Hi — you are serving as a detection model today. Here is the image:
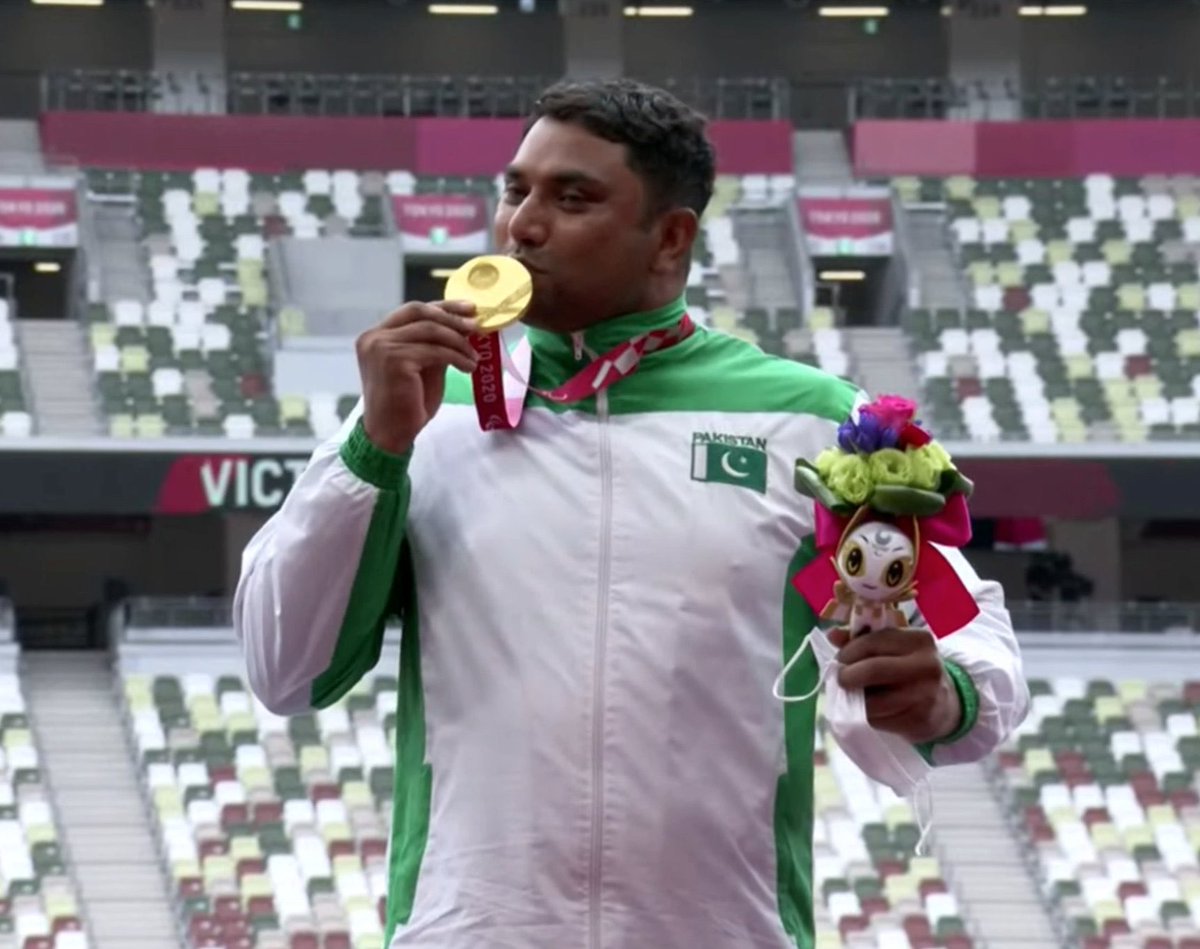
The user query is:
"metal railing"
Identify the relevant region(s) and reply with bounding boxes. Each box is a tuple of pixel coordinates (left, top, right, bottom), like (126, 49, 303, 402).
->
(37, 69, 792, 122)
(119, 595, 1200, 635)
(853, 74, 1200, 122)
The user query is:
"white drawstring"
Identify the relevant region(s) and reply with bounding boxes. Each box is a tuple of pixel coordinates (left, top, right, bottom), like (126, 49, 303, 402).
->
(772, 630, 832, 704)
(912, 775, 935, 857)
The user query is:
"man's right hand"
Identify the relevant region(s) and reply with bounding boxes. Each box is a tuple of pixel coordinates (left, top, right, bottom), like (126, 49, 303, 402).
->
(355, 300, 479, 455)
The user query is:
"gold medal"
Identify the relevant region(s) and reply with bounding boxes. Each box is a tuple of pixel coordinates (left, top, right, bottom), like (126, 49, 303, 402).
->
(444, 255, 533, 333)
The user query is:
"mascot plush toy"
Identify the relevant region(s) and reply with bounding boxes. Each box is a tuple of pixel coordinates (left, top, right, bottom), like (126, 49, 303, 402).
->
(791, 395, 979, 642)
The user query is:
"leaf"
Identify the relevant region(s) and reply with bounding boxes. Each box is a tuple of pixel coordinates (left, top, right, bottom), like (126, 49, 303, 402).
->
(937, 467, 974, 498)
(868, 484, 948, 517)
(794, 463, 856, 515)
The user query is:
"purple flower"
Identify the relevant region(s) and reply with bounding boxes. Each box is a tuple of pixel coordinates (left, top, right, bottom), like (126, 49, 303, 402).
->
(837, 420, 858, 454)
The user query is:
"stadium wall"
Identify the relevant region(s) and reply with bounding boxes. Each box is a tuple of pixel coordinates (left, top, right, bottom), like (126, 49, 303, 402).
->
(37, 112, 794, 175)
(853, 119, 1200, 178)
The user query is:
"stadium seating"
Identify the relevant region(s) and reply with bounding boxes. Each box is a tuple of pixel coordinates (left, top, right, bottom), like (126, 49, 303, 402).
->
(0, 297, 33, 438)
(79, 168, 821, 439)
(813, 721, 978, 949)
(0, 673, 88, 949)
(992, 676, 1200, 949)
(896, 174, 1200, 443)
(122, 670, 395, 949)
(120, 667, 973, 949)
(84, 167, 391, 439)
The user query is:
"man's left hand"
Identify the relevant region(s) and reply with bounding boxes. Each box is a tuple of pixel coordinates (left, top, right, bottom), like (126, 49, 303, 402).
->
(827, 627, 962, 745)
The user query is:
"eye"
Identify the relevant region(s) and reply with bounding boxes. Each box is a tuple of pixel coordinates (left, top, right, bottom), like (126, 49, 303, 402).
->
(559, 192, 586, 210)
(885, 559, 907, 588)
(843, 543, 863, 577)
(502, 184, 526, 205)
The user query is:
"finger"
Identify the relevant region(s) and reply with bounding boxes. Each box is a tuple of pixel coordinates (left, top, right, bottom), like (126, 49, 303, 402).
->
(379, 301, 478, 334)
(391, 342, 478, 376)
(380, 322, 480, 364)
(837, 627, 933, 666)
(827, 628, 850, 649)
(864, 685, 934, 722)
(837, 654, 930, 692)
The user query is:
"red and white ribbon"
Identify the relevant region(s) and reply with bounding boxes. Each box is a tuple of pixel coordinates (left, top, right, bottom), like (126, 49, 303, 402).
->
(469, 315, 695, 431)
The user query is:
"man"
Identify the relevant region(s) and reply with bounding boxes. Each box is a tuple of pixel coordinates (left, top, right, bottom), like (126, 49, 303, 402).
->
(234, 79, 1029, 948)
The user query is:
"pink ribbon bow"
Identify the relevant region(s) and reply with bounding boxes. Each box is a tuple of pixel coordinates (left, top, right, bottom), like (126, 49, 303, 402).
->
(792, 493, 980, 638)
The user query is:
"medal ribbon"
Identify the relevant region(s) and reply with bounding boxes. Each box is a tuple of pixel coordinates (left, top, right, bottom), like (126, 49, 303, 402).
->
(468, 314, 695, 431)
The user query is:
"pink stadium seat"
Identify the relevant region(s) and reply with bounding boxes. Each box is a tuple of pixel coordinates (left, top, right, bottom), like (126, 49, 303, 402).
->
(22, 939, 52, 949)
(253, 801, 283, 825)
(221, 803, 249, 827)
(290, 936, 319, 949)
(246, 896, 275, 918)
(323, 935, 352, 949)
(214, 895, 242, 919)
(838, 916, 869, 939)
(236, 857, 266, 880)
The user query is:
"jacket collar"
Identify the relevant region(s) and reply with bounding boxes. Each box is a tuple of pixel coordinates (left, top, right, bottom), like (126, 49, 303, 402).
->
(525, 295, 688, 364)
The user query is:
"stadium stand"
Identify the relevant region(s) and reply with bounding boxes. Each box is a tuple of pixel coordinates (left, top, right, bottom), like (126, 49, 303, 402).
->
(992, 675, 1200, 949)
(0, 281, 32, 438)
(0, 602, 88, 949)
(75, 167, 842, 440)
(121, 668, 394, 949)
(812, 727, 977, 949)
(117, 656, 976, 949)
(895, 174, 1200, 443)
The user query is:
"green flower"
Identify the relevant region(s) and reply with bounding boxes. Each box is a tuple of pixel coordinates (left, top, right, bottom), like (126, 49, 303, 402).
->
(906, 446, 941, 490)
(814, 448, 842, 481)
(868, 448, 912, 487)
(825, 453, 873, 504)
(924, 442, 954, 472)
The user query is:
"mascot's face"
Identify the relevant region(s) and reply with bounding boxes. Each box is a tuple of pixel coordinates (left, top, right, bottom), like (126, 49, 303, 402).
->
(835, 522, 916, 601)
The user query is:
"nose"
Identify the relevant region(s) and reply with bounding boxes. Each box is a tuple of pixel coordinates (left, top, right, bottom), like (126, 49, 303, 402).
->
(503, 193, 549, 250)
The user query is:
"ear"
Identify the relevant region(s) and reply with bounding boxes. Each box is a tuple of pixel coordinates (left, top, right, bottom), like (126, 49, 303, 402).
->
(652, 207, 699, 275)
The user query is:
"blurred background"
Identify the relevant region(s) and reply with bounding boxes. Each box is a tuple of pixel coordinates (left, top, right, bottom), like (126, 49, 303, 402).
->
(0, 1, 1198, 948)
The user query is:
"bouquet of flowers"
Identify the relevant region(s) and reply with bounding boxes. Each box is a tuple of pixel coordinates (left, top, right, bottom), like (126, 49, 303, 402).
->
(794, 395, 973, 519)
(791, 396, 979, 639)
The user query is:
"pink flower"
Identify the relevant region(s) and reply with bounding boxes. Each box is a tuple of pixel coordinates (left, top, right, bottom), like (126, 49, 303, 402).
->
(860, 395, 917, 431)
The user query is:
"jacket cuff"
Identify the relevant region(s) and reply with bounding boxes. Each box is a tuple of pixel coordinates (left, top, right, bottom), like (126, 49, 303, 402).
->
(915, 659, 980, 764)
(339, 420, 411, 490)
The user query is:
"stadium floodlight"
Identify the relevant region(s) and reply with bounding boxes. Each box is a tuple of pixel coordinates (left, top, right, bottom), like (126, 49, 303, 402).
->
(231, 0, 302, 9)
(817, 5, 890, 16)
(818, 270, 867, 281)
(30, 0, 104, 6)
(624, 5, 694, 14)
(1019, 4, 1086, 13)
(428, 3, 500, 12)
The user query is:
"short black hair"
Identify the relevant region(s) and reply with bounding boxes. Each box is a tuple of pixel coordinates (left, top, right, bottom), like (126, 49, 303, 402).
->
(526, 78, 716, 220)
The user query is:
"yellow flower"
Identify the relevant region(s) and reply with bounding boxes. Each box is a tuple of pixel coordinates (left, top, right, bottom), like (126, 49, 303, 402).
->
(924, 442, 954, 472)
(868, 448, 912, 487)
(814, 448, 842, 481)
(906, 446, 940, 490)
(825, 454, 873, 504)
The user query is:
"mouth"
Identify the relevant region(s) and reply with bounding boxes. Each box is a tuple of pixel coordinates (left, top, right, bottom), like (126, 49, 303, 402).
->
(510, 256, 546, 276)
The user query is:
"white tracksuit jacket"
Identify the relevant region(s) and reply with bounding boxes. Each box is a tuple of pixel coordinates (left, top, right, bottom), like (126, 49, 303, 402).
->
(234, 296, 1030, 948)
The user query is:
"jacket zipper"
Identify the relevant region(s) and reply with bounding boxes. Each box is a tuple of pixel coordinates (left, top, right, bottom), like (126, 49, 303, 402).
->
(587, 339, 613, 949)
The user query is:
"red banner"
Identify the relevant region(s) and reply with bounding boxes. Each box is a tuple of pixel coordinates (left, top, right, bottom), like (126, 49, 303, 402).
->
(854, 119, 1200, 179)
(392, 194, 489, 254)
(798, 196, 893, 255)
(40, 112, 794, 176)
(0, 188, 78, 247)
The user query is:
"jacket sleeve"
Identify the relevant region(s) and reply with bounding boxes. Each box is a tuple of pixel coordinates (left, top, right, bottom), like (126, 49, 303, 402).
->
(918, 544, 1032, 766)
(233, 401, 411, 715)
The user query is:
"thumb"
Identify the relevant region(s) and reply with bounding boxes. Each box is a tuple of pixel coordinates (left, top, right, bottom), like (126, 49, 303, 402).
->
(827, 627, 850, 649)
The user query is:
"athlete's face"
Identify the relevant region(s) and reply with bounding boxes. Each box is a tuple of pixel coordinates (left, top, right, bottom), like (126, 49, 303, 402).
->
(494, 117, 690, 334)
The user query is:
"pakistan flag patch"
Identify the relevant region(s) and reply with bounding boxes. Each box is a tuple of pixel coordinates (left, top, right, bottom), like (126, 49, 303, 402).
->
(690, 432, 768, 494)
